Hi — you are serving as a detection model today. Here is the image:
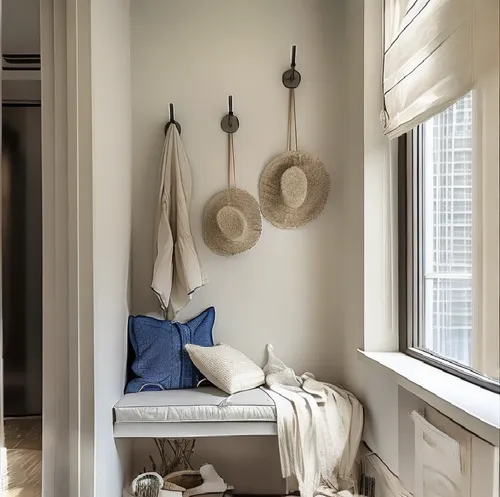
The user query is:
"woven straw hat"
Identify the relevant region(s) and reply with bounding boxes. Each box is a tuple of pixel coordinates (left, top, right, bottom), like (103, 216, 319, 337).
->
(203, 128, 262, 257)
(259, 89, 330, 229)
(260, 151, 329, 229)
(203, 187, 262, 256)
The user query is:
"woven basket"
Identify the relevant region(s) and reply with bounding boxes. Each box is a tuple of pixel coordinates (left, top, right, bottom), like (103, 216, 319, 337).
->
(164, 470, 203, 489)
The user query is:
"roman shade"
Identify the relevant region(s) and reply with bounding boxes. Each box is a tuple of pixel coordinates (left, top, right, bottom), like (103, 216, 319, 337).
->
(383, 0, 473, 138)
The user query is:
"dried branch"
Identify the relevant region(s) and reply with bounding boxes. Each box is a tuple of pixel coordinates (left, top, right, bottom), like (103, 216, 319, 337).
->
(148, 439, 197, 477)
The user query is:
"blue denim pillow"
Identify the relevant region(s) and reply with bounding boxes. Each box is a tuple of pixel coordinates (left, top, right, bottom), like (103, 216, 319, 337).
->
(125, 307, 215, 393)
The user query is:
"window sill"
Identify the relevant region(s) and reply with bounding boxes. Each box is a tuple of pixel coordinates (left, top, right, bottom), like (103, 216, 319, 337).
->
(357, 349, 500, 446)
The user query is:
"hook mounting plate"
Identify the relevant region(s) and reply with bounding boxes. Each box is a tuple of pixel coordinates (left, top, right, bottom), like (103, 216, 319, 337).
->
(283, 45, 301, 88)
(221, 95, 239, 133)
(221, 114, 239, 133)
(282, 68, 301, 89)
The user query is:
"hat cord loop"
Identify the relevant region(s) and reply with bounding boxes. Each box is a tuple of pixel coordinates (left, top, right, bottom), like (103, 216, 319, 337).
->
(228, 133, 236, 196)
(287, 89, 298, 152)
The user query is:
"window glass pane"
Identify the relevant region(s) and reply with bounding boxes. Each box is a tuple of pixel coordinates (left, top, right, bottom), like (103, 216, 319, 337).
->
(421, 93, 474, 369)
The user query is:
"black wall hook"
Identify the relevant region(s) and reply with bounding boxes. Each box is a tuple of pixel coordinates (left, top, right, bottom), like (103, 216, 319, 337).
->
(164, 103, 181, 135)
(282, 45, 301, 89)
(228, 95, 234, 115)
(221, 95, 240, 133)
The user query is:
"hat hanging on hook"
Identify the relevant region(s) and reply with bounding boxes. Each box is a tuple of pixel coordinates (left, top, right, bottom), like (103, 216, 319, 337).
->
(220, 95, 240, 133)
(259, 43, 330, 229)
(204, 93, 262, 256)
(164, 103, 181, 136)
(282, 45, 301, 89)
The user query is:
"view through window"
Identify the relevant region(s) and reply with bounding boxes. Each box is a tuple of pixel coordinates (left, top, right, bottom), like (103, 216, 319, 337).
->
(421, 93, 474, 369)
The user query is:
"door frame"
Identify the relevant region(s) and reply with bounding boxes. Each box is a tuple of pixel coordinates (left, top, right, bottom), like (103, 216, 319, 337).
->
(0, 0, 3, 453)
(41, 0, 95, 495)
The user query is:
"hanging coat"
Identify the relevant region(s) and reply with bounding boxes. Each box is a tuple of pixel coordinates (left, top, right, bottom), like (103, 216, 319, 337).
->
(152, 125, 206, 318)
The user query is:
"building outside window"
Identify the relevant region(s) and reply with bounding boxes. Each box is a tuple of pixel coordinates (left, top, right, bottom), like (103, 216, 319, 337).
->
(402, 92, 499, 389)
(422, 93, 474, 368)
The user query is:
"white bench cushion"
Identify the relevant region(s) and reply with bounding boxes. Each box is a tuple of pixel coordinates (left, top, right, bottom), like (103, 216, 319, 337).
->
(114, 386, 276, 424)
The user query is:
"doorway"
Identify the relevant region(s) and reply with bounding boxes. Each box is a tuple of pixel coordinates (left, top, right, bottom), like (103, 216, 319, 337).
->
(1, 1, 42, 495)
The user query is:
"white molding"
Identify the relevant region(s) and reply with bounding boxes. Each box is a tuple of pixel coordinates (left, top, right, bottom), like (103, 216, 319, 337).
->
(40, 0, 70, 493)
(66, 0, 95, 495)
(473, 0, 500, 380)
(113, 421, 278, 439)
(41, 0, 95, 495)
(0, 0, 4, 451)
(363, 0, 399, 353)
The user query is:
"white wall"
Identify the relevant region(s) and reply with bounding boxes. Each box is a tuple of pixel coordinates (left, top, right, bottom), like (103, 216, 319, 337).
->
(91, 0, 133, 495)
(130, 0, 345, 491)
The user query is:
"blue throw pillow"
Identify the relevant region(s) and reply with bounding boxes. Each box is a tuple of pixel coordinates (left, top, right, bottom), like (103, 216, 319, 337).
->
(125, 307, 215, 393)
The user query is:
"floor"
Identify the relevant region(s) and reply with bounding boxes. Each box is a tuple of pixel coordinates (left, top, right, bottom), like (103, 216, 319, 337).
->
(0, 418, 42, 497)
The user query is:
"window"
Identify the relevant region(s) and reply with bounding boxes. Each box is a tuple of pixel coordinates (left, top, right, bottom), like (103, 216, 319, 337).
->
(400, 93, 499, 392)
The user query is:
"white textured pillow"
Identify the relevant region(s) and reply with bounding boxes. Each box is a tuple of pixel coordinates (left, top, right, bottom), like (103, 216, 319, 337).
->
(185, 343, 265, 394)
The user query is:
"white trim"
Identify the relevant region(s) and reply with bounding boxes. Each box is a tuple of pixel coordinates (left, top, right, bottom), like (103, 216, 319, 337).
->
(358, 349, 500, 446)
(113, 421, 278, 439)
(0, 0, 4, 451)
(41, 0, 70, 493)
(472, 1, 500, 380)
(66, 0, 95, 495)
(41, 0, 95, 495)
(363, 0, 399, 353)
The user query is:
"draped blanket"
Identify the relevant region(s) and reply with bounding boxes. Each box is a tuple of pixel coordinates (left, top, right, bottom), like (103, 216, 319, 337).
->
(263, 345, 364, 497)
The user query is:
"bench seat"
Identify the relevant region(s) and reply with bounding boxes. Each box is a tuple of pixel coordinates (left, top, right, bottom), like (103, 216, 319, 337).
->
(113, 386, 278, 438)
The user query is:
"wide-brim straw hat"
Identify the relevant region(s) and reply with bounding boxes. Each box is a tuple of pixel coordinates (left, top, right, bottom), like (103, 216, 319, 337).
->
(203, 187, 262, 256)
(259, 150, 330, 229)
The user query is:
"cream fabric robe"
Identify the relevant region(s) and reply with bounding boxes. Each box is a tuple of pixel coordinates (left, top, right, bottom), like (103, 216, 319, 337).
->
(152, 125, 206, 318)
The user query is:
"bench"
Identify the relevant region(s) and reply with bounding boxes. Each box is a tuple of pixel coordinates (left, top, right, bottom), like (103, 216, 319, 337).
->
(113, 386, 278, 439)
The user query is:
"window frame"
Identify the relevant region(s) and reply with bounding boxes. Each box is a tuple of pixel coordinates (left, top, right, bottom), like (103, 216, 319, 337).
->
(398, 127, 500, 394)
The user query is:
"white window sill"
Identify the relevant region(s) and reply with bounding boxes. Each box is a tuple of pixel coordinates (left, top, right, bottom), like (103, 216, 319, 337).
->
(357, 350, 500, 447)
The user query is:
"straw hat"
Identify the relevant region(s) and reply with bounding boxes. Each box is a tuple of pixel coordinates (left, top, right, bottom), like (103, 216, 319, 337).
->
(203, 187, 262, 256)
(259, 89, 330, 229)
(204, 102, 262, 257)
(260, 151, 330, 229)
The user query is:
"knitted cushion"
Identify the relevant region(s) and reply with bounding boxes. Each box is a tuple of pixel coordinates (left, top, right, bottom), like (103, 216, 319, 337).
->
(185, 343, 265, 394)
(126, 307, 215, 393)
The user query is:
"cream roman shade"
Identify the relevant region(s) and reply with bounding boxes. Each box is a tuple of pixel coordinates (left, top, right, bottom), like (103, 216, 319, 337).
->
(383, 0, 473, 139)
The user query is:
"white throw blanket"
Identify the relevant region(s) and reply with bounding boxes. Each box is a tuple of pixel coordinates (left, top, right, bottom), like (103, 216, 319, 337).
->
(263, 345, 364, 497)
